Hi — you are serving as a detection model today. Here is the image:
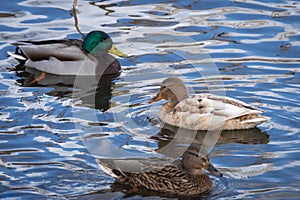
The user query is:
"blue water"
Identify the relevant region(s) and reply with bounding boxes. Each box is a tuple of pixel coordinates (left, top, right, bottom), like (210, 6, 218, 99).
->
(0, 0, 300, 199)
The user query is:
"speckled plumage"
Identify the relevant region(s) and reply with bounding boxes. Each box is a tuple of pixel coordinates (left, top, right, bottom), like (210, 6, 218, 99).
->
(112, 161, 212, 195)
(97, 145, 222, 196)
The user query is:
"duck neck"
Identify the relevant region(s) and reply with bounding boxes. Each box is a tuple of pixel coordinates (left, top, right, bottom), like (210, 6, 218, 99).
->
(168, 89, 189, 108)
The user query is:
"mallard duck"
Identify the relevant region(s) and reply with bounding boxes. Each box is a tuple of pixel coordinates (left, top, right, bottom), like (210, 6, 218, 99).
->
(149, 77, 269, 130)
(97, 144, 222, 196)
(8, 30, 127, 83)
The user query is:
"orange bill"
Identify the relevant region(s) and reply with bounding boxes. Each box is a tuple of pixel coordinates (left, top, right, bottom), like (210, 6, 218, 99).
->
(149, 92, 163, 103)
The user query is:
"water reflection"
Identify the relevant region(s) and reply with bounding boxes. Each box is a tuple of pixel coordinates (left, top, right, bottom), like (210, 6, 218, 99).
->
(15, 66, 118, 111)
(153, 124, 269, 151)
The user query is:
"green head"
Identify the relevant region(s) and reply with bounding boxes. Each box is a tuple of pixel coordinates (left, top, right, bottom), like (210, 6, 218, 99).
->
(82, 31, 127, 58)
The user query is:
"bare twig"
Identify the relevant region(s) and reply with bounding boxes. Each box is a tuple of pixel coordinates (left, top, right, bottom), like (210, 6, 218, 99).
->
(73, 0, 77, 8)
(72, 0, 85, 40)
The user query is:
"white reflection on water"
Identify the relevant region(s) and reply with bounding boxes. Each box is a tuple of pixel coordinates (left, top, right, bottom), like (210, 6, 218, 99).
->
(0, 0, 300, 198)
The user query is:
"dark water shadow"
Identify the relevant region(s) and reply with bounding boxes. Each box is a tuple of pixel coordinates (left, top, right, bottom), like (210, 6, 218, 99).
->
(14, 66, 118, 111)
(152, 124, 269, 152)
(77, 184, 201, 200)
(109, 182, 212, 200)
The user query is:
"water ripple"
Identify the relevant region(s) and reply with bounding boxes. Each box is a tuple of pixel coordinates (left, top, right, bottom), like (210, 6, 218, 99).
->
(0, 0, 300, 199)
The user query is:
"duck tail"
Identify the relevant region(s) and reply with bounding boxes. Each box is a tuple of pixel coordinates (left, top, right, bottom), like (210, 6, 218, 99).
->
(241, 116, 270, 124)
(96, 159, 124, 179)
(7, 50, 27, 61)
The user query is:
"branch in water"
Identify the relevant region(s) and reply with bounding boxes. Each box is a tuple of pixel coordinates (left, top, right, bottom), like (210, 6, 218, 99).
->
(72, 0, 85, 40)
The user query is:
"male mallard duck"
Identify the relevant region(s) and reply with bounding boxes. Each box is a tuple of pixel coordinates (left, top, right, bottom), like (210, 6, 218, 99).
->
(149, 77, 269, 130)
(8, 30, 127, 83)
(97, 144, 222, 196)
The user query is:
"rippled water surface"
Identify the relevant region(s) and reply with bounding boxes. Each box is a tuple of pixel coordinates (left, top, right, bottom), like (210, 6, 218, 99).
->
(1, 0, 300, 199)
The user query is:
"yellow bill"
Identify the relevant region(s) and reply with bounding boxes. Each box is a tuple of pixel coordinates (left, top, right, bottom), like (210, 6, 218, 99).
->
(109, 44, 127, 58)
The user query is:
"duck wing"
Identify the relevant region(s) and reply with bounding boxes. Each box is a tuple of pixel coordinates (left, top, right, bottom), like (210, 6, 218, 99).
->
(194, 93, 263, 119)
(13, 39, 86, 61)
(161, 93, 268, 130)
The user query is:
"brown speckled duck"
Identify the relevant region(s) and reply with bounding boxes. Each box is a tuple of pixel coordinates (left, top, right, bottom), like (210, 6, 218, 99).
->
(149, 77, 269, 130)
(97, 144, 222, 196)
